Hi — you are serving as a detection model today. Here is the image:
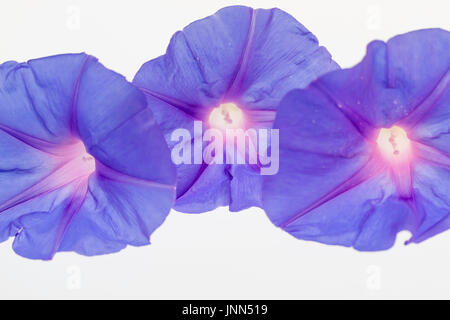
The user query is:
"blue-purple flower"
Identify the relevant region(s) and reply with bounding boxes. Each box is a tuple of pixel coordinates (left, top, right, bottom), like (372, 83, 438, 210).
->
(133, 5, 338, 213)
(263, 29, 450, 250)
(0, 53, 176, 260)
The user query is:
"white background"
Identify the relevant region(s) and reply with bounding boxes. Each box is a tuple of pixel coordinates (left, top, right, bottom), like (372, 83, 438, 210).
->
(0, 0, 449, 299)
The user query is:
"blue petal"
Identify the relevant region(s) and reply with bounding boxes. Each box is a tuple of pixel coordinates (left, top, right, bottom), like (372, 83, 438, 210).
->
(262, 89, 414, 250)
(58, 167, 175, 256)
(315, 29, 450, 129)
(75, 57, 175, 185)
(0, 54, 176, 259)
(409, 76, 450, 155)
(174, 164, 230, 213)
(134, 6, 255, 113)
(408, 159, 450, 244)
(12, 183, 87, 259)
(133, 6, 338, 213)
(229, 164, 262, 212)
(142, 94, 207, 198)
(0, 55, 85, 144)
(353, 196, 412, 251)
(263, 29, 450, 250)
(231, 8, 339, 108)
(281, 174, 412, 251)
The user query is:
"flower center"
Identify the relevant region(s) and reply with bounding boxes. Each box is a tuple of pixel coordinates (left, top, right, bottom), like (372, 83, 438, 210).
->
(71, 141, 96, 176)
(0, 140, 96, 215)
(376, 126, 411, 162)
(56, 140, 96, 180)
(208, 102, 244, 130)
(79, 152, 96, 175)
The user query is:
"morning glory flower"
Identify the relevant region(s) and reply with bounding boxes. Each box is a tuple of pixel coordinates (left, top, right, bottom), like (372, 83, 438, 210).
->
(133, 5, 338, 213)
(263, 29, 450, 250)
(0, 53, 176, 260)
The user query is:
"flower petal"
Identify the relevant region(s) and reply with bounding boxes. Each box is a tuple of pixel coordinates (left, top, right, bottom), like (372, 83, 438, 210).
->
(263, 29, 450, 250)
(262, 88, 371, 224)
(0, 54, 176, 259)
(316, 29, 450, 129)
(232, 8, 339, 109)
(408, 159, 450, 244)
(229, 164, 262, 212)
(134, 6, 255, 113)
(0, 55, 87, 144)
(75, 57, 176, 186)
(262, 88, 413, 250)
(58, 167, 175, 256)
(174, 164, 231, 213)
(409, 74, 450, 155)
(133, 6, 338, 213)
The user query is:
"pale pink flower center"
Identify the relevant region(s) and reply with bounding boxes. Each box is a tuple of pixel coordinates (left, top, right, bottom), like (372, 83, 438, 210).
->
(208, 102, 245, 130)
(376, 126, 412, 163)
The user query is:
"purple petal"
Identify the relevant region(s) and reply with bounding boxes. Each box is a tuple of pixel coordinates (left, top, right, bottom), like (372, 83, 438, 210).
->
(408, 159, 450, 244)
(316, 29, 450, 129)
(0, 55, 85, 146)
(282, 173, 412, 250)
(0, 54, 176, 260)
(75, 58, 175, 185)
(142, 94, 207, 198)
(134, 6, 255, 113)
(58, 164, 175, 256)
(408, 75, 450, 155)
(229, 164, 262, 212)
(174, 164, 231, 213)
(133, 6, 338, 213)
(231, 8, 339, 109)
(262, 88, 411, 249)
(262, 89, 413, 250)
(263, 29, 450, 250)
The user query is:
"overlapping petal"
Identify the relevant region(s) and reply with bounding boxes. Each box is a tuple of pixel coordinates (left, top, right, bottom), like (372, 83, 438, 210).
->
(0, 54, 176, 259)
(316, 29, 449, 129)
(263, 29, 450, 250)
(134, 5, 338, 213)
